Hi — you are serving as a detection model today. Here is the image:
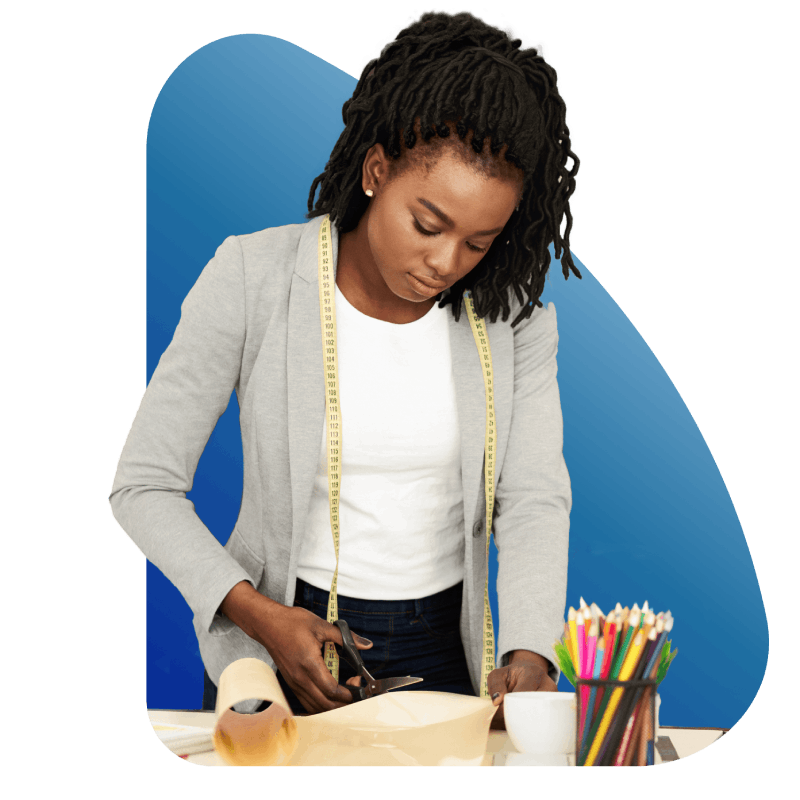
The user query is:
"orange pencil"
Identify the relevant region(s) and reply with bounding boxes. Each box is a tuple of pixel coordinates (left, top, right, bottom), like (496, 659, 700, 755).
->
(598, 611, 614, 680)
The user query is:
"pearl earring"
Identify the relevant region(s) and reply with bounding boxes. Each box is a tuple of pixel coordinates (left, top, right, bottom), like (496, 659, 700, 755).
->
(365, 189, 374, 197)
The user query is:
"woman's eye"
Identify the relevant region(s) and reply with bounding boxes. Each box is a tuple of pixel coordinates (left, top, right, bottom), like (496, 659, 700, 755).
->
(413, 218, 488, 254)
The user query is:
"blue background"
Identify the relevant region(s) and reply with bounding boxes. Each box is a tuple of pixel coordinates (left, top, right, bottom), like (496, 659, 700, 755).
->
(145, 34, 767, 727)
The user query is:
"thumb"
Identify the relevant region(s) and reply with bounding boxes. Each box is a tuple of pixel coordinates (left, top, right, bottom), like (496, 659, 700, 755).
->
(336, 619, 374, 649)
(322, 620, 373, 648)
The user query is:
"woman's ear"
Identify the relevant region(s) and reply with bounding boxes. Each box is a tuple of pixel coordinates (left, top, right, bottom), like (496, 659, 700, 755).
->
(362, 143, 392, 194)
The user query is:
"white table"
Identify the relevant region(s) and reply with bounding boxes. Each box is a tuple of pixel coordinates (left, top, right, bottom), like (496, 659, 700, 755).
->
(149, 709, 725, 766)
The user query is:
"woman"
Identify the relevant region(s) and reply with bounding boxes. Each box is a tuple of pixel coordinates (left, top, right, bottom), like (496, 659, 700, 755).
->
(109, 11, 579, 730)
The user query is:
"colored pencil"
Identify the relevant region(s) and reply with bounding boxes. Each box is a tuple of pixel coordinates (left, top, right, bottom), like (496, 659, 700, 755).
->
(584, 629, 645, 765)
(564, 621, 576, 672)
(563, 599, 675, 766)
(615, 613, 664, 767)
(621, 621, 668, 765)
(584, 609, 635, 755)
(599, 625, 658, 765)
(582, 606, 592, 650)
(568, 607, 579, 674)
(579, 620, 599, 740)
(612, 608, 640, 677)
(599, 644, 650, 764)
(580, 639, 623, 763)
(580, 635, 605, 754)
(628, 652, 661, 767)
(595, 611, 617, 708)
(598, 628, 656, 766)
(621, 703, 645, 766)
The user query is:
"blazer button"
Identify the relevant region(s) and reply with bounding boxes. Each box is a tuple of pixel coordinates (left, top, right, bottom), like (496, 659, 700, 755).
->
(473, 520, 484, 537)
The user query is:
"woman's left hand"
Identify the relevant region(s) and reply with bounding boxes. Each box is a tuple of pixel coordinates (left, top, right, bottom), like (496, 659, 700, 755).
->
(488, 662, 557, 731)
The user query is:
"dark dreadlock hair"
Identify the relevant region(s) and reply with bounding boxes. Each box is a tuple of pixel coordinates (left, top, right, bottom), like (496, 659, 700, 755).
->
(306, 11, 581, 328)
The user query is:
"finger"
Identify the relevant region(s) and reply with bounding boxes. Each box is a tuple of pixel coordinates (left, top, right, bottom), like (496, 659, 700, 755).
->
(345, 676, 363, 687)
(310, 658, 356, 707)
(318, 621, 373, 649)
(490, 702, 506, 731)
(486, 669, 508, 704)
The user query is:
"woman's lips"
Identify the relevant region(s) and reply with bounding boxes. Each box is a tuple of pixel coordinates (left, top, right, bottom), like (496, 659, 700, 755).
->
(408, 273, 446, 297)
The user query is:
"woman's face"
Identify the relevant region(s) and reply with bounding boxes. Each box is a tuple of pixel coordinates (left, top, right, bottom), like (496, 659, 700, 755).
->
(360, 143, 522, 305)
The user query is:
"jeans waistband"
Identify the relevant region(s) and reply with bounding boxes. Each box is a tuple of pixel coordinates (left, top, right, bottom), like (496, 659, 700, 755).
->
(295, 577, 463, 617)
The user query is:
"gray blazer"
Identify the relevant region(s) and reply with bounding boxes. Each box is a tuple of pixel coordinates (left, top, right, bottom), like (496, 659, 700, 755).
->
(109, 214, 571, 695)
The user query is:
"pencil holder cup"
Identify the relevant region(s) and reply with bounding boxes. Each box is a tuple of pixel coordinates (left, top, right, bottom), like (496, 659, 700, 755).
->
(574, 677, 659, 766)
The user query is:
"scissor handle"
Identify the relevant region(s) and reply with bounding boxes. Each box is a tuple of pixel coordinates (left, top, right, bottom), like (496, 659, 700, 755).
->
(334, 618, 373, 701)
(333, 618, 365, 675)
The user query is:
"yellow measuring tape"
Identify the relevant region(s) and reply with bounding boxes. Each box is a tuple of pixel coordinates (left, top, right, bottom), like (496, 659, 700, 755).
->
(317, 215, 496, 698)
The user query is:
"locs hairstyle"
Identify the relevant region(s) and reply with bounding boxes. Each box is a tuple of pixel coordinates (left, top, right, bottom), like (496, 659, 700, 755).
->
(307, 11, 581, 328)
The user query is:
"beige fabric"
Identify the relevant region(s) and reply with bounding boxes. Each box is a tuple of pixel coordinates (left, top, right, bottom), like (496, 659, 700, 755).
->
(212, 658, 497, 766)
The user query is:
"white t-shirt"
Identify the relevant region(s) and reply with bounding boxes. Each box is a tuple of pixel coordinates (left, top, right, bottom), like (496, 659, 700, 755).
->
(296, 283, 465, 600)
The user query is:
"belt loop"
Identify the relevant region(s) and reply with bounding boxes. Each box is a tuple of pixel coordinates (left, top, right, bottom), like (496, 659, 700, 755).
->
(414, 598, 425, 618)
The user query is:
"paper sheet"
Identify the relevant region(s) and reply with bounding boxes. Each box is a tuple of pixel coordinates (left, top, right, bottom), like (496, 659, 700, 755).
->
(212, 658, 498, 766)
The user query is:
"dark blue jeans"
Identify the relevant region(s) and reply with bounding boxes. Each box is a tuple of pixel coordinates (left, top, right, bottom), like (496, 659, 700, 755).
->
(202, 577, 475, 715)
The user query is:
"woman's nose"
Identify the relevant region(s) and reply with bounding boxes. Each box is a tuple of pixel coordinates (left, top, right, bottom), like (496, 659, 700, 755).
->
(428, 248, 460, 284)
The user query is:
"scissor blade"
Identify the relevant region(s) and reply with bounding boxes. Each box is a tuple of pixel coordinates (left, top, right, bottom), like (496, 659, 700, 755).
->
(367, 676, 424, 696)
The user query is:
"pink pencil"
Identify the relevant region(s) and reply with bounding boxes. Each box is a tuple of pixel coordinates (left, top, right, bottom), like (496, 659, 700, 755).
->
(576, 613, 587, 734)
(580, 620, 599, 740)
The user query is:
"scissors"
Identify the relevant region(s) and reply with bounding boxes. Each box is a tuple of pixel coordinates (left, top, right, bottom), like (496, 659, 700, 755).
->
(333, 618, 423, 702)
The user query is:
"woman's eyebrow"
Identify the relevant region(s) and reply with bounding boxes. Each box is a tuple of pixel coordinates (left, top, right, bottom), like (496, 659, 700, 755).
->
(416, 198, 505, 236)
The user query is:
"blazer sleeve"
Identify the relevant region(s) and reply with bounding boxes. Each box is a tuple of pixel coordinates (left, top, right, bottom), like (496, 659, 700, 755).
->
(108, 235, 256, 636)
(492, 301, 571, 683)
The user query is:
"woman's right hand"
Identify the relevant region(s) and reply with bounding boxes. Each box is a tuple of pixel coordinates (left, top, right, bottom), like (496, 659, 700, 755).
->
(258, 605, 373, 714)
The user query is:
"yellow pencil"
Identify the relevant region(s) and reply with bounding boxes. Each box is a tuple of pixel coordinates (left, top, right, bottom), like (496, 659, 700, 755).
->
(584, 630, 646, 766)
(568, 607, 580, 673)
(564, 622, 577, 671)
